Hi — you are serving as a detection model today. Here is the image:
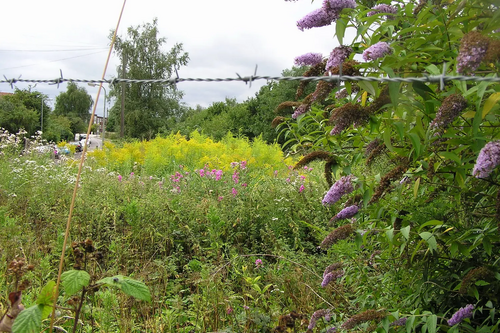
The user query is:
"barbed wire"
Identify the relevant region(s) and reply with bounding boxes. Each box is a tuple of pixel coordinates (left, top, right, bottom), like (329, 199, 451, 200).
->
(2, 72, 500, 90)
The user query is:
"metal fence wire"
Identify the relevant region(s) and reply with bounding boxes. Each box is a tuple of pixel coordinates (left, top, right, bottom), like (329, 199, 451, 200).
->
(2, 68, 500, 92)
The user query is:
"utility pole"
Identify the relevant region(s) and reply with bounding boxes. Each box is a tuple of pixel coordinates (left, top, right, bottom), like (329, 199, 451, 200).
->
(120, 52, 127, 138)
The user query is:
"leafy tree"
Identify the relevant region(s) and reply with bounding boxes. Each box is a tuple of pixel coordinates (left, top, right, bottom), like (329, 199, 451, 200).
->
(108, 18, 189, 139)
(169, 67, 311, 143)
(0, 99, 39, 135)
(53, 82, 93, 135)
(43, 115, 73, 143)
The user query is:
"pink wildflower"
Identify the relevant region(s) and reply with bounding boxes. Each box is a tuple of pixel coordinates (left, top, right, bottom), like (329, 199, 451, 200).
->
(299, 184, 305, 193)
(232, 188, 238, 197)
(118, 175, 122, 182)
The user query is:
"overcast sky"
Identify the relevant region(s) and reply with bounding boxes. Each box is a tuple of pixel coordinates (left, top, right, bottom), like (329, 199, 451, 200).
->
(1, 0, 344, 116)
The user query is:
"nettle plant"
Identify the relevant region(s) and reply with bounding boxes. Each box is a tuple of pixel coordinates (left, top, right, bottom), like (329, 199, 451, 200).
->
(277, 0, 500, 332)
(2, 240, 150, 333)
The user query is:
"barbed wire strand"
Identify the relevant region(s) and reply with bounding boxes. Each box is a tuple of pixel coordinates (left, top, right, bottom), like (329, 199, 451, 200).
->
(1, 73, 500, 88)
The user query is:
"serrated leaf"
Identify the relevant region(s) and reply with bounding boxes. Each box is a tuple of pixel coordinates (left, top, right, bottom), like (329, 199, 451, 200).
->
(61, 270, 90, 297)
(11, 304, 43, 333)
(120, 278, 151, 302)
(37, 280, 56, 306)
(98, 275, 151, 302)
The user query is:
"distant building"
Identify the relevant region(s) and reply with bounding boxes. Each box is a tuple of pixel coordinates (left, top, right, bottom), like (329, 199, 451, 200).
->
(93, 115, 107, 135)
(0, 92, 13, 98)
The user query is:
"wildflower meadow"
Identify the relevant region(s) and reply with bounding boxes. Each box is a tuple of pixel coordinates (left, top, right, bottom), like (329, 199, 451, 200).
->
(2, 0, 500, 332)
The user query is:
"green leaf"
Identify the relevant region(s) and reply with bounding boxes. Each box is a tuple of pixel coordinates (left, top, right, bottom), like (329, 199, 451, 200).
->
(336, 18, 347, 45)
(427, 314, 437, 333)
(358, 80, 377, 97)
(418, 220, 444, 232)
(482, 92, 500, 118)
(383, 127, 395, 152)
(400, 225, 411, 240)
(11, 304, 43, 333)
(61, 270, 90, 297)
(36, 280, 56, 306)
(407, 133, 421, 159)
(393, 122, 405, 140)
(419, 232, 437, 252)
(413, 177, 421, 199)
(439, 152, 461, 165)
(483, 236, 492, 256)
(97, 275, 151, 302)
(406, 315, 416, 333)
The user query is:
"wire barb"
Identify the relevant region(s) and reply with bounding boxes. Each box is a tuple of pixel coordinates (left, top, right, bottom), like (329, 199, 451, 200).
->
(2, 73, 500, 87)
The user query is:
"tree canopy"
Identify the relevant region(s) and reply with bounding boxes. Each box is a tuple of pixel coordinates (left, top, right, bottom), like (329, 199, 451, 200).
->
(53, 82, 93, 135)
(107, 18, 189, 139)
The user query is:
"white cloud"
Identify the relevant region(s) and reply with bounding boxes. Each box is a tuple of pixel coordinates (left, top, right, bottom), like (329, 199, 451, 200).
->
(1, 0, 351, 116)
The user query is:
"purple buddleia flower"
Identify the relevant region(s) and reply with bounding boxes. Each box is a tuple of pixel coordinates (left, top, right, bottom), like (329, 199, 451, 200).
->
(472, 141, 500, 178)
(295, 52, 324, 66)
(321, 270, 344, 287)
(327, 327, 337, 333)
(448, 304, 474, 326)
(390, 317, 407, 327)
(457, 32, 489, 74)
(362, 42, 392, 61)
(323, 0, 356, 12)
(322, 175, 354, 205)
(297, 8, 338, 31)
(292, 104, 310, 119)
(308, 309, 330, 330)
(326, 46, 353, 71)
(430, 94, 467, 130)
(367, 4, 398, 19)
(297, 0, 355, 31)
(333, 205, 359, 221)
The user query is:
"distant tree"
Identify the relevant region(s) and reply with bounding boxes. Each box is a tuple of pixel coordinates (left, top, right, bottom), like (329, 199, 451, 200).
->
(169, 67, 310, 143)
(108, 18, 189, 139)
(245, 67, 312, 143)
(53, 82, 93, 135)
(1, 88, 50, 135)
(43, 115, 73, 143)
(0, 99, 39, 135)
